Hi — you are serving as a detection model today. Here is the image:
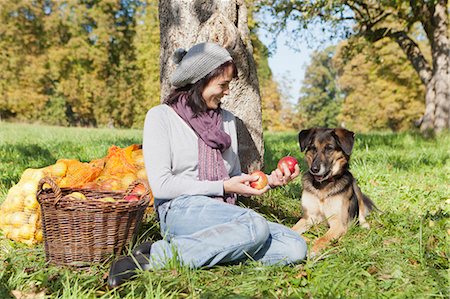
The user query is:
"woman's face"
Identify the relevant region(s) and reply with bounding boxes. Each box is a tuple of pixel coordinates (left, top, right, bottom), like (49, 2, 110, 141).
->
(202, 64, 234, 109)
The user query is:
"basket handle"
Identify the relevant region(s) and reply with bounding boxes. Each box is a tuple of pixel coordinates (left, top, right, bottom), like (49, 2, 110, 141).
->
(37, 177, 63, 204)
(125, 179, 150, 199)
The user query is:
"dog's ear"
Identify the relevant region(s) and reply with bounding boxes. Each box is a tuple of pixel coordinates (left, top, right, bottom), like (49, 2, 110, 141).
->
(333, 128, 355, 155)
(298, 128, 316, 152)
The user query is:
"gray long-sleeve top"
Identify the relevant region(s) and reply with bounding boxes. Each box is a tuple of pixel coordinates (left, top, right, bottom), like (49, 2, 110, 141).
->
(143, 104, 241, 205)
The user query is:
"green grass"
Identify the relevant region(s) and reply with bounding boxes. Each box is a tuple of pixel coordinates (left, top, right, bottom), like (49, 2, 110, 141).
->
(0, 122, 448, 298)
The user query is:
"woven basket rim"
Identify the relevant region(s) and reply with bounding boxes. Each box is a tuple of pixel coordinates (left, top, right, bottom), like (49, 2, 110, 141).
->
(37, 176, 150, 208)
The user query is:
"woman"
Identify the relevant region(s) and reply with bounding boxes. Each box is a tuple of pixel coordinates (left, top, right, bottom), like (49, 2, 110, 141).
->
(108, 42, 307, 288)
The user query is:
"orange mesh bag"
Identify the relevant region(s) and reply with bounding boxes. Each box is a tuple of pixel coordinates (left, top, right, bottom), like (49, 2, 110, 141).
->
(102, 145, 139, 176)
(131, 148, 148, 181)
(94, 145, 139, 191)
(57, 158, 104, 188)
(129, 147, 154, 209)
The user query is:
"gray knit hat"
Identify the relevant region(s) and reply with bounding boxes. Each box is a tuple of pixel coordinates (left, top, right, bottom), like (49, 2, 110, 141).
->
(170, 42, 233, 88)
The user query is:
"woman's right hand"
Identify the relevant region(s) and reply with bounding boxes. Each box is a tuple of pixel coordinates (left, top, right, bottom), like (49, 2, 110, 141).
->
(223, 174, 270, 197)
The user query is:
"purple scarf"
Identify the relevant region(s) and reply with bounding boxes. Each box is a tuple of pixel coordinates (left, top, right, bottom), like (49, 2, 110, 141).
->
(171, 94, 237, 204)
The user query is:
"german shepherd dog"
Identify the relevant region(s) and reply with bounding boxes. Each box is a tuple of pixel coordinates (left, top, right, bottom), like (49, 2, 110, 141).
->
(292, 128, 376, 254)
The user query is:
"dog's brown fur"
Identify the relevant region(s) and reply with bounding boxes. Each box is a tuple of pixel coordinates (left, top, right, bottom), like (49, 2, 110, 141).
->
(292, 128, 376, 254)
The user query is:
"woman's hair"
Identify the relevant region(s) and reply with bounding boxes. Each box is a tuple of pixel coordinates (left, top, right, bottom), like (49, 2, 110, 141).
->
(164, 60, 238, 115)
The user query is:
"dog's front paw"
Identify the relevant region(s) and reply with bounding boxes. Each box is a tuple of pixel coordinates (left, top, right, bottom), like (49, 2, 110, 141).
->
(360, 222, 370, 229)
(311, 239, 327, 254)
(309, 250, 318, 259)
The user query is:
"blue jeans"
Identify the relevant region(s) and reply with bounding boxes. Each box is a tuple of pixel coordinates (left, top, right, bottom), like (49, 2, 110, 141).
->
(143, 195, 307, 269)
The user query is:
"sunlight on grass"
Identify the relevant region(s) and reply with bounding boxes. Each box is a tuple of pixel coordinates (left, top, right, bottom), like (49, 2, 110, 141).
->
(0, 122, 448, 298)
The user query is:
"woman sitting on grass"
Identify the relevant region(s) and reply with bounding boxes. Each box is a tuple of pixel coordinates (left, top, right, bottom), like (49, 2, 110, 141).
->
(108, 42, 307, 288)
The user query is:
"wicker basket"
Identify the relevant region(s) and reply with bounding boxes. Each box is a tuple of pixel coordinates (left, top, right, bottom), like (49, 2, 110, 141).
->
(36, 177, 150, 267)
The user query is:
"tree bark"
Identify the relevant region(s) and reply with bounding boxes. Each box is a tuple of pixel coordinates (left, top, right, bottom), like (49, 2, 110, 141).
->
(159, 0, 264, 172)
(391, 1, 449, 133)
(427, 0, 450, 131)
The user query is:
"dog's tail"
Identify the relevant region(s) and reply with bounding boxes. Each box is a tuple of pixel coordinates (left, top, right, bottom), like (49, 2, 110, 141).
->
(353, 181, 377, 215)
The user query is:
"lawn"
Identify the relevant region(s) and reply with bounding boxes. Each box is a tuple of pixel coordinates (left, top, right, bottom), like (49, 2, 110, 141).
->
(0, 122, 448, 298)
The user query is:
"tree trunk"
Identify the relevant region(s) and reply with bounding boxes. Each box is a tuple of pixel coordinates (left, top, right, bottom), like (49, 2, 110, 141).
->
(393, 1, 450, 133)
(368, 1, 449, 133)
(159, 0, 264, 172)
(424, 0, 450, 132)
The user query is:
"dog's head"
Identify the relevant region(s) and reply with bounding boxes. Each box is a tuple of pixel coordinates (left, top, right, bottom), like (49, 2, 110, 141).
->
(298, 128, 355, 182)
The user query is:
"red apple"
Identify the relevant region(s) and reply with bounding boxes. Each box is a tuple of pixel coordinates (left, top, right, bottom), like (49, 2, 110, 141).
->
(277, 156, 298, 174)
(124, 195, 139, 201)
(250, 171, 268, 190)
(132, 184, 147, 195)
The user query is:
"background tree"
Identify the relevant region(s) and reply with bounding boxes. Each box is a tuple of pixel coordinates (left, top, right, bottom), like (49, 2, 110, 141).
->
(159, 0, 264, 172)
(297, 46, 343, 128)
(0, 0, 282, 133)
(133, 0, 160, 128)
(334, 38, 425, 132)
(257, 0, 449, 133)
(0, 0, 49, 122)
(248, 12, 283, 132)
(0, 0, 147, 127)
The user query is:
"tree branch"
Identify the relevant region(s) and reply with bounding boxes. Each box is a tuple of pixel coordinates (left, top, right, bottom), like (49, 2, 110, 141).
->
(410, 0, 434, 40)
(345, 1, 365, 20)
(365, 27, 432, 85)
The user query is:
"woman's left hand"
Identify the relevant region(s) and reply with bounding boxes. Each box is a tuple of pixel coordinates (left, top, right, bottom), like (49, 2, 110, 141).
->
(267, 163, 301, 188)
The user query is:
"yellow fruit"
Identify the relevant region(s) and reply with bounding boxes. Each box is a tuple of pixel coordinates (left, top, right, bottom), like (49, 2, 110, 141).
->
(19, 225, 35, 240)
(0, 215, 7, 226)
(21, 182, 38, 194)
(121, 173, 137, 188)
(99, 197, 116, 203)
(42, 183, 51, 190)
(33, 169, 45, 181)
(45, 162, 67, 177)
(131, 150, 145, 166)
(2, 214, 11, 226)
(2, 195, 23, 212)
(7, 228, 20, 241)
(58, 178, 69, 187)
(8, 185, 23, 198)
(137, 168, 147, 179)
(98, 178, 122, 191)
(68, 192, 86, 200)
(35, 230, 43, 242)
(28, 213, 39, 225)
(22, 239, 35, 245)
(9, 195, 24, 211)
(20, 169, 36, 180)
(2, 224, 11, 234)
(21, 169, 45, 183)
(10, 212, 28, 227)
(24, 194, 39, 210)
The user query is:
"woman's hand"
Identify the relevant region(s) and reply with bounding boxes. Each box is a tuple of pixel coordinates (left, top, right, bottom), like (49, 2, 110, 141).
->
(267, 163, 300, 188)
(223, 174, 270, 197)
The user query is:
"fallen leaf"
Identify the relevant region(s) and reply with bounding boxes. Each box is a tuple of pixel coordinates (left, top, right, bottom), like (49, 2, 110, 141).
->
(383, 238, 400, 246)
(377, 273, 392, 281)
(369, 179, 379, 186)
(11, 289, 46, 299)
(102, 271, 109, 280)
(367, 266, 378, 274)
(295, 271, 308, 279)
(408, 258, 419, 265)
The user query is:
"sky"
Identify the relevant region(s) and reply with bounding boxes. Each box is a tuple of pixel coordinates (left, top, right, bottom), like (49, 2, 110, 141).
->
(257, 20, 339, 105)
(258, 31, 315, 104)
